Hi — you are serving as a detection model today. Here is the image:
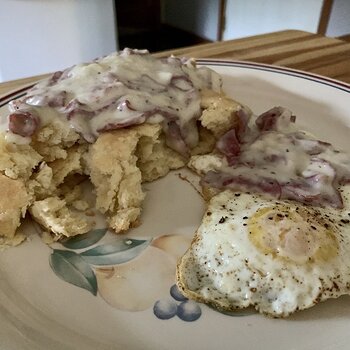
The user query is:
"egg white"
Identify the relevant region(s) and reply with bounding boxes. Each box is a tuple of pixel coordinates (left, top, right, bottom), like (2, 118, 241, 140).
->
(176, 187, 350, 317)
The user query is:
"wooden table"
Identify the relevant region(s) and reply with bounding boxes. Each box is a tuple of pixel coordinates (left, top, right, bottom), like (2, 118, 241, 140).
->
(1, 30, 350, 97)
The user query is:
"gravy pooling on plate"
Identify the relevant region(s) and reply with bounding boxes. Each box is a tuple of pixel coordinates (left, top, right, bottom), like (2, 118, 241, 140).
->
(199, 106, 350, 208)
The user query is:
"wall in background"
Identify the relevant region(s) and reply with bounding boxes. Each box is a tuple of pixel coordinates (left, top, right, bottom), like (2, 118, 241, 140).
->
(326, 0, 350, 37)
(0, 0, 117, 82)
(223, 0, 324, 40)
(2, 0, 348, 82)
(162, 0, 220, 41)
(161, 0, 327, 43)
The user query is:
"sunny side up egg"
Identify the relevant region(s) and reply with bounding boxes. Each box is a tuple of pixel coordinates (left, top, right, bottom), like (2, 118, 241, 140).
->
(176, 187, 350, 317)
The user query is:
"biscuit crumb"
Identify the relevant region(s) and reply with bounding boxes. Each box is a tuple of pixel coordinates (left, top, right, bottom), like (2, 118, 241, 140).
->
(72, 200, 89, 211)
(85, 209, 95, 217)
(29, 197, 93, 238)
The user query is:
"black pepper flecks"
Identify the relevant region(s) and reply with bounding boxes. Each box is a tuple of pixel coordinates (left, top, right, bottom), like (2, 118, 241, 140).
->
(219, 217, 226, 224)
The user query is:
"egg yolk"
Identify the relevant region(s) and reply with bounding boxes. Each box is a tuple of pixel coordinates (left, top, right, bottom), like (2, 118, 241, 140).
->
(248, 205, 338, 264)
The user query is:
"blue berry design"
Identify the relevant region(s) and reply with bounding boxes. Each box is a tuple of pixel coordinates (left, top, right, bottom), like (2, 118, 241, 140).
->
(177, 300, 202, 322)
(153, 299, 177, 320)
(170, 284, 188, 301)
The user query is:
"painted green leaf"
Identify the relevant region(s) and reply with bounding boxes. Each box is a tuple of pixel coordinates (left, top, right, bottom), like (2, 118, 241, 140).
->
(81, 238, 151, 266)
(61, 228, 107, 249)
(49, 249, 97, 295)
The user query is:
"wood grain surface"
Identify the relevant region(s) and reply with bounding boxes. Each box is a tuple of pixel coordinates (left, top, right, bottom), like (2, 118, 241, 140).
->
(1, 30, 349, 97)
(154, 30, 350, 83)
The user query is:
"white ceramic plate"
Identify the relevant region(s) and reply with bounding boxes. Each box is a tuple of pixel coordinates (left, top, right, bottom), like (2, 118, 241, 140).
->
(0, 60, 349, 350)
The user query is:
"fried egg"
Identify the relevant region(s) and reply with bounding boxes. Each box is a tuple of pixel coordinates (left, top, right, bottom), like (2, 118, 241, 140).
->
(176, 188, 350, 317)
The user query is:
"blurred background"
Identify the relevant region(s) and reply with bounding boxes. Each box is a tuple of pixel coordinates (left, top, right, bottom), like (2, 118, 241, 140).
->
(0, 0, 349, 82)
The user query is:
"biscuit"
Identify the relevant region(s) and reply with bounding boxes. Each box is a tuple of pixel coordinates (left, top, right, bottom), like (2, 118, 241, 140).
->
(0, 173, 32, 242)
(0, 135, 42, 180)
(29, 197, 93, 239)
(1, 84, 243, 244)
(200, 90, 245, 138)
(86, 123, 185, 232)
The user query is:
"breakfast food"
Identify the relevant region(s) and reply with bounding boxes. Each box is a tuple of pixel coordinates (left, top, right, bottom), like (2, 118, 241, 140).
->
(0, 49, 244, 244)
(178, 106, 350, 317)
(2, 48, 350, 318)
(189, 106, 350, 206)
(176, 189, 350, 317)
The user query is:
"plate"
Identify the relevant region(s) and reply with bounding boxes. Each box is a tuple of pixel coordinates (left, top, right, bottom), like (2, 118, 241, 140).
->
(0, 60, 350, 350)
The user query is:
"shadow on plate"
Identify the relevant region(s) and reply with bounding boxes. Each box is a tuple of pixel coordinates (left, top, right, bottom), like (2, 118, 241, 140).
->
(287, 295, 350, 322)
(207, 295, 350, 321)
